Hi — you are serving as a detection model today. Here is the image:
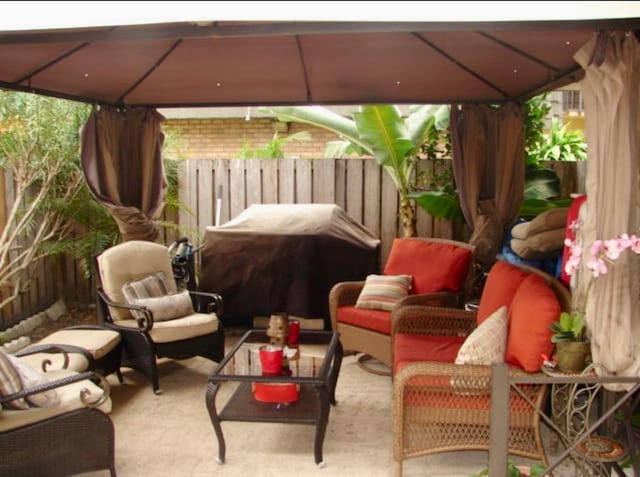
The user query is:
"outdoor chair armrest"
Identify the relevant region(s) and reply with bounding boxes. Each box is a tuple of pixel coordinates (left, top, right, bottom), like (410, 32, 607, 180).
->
(329, 280, 365, 331)
(97, 289, 154, 331)
(14, 344, 95, 372)
(0, 370, 110, 408)
(329, 281, 365, 307)
(396, 291, 462, 309)
(189, 290, 224, 316)
(391, 305, 476, 338)
(393, 361, 545, 405)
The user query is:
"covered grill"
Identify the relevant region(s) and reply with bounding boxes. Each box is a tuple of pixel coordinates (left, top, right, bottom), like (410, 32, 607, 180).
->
(199, 204, 380, 328)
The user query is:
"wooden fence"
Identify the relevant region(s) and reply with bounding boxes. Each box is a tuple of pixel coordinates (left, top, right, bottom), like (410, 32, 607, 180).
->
(177, 158, 472, 266)
(0, 158, 584, 328)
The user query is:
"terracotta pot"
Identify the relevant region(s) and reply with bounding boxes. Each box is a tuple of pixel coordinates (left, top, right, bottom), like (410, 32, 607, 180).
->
(556, 341, 591, 373)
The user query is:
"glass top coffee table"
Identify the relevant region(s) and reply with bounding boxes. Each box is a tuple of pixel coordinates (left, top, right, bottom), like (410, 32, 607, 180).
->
(205, 329, 343, 466)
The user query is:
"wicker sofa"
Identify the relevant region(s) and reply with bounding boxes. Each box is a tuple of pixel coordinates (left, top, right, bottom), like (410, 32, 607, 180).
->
(391, 260, 572, 477)
(0, 350, 115, 476)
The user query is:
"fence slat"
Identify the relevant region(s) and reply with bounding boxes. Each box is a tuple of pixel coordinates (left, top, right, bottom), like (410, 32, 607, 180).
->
(214, 159, 230, 227)
(296, 159, 312, 203)
(346, 159, 364, 223)
(278, 159, 295, 204)
(245, 159, 262, 206)
(197, 159, 214, 239)
(229, 160, 246, 218)
(363, 159, 381, 238)
(262, 160, 278, 204)
(312, 159, 335, 203)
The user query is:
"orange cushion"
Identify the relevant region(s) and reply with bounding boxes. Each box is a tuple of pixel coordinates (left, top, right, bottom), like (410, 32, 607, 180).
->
(506, 274, 560, 372)
(476, 261, 530, 324)
(383, 239, 472, 294)
(393, 333, 465, 374)
(336, 306, 391, 334)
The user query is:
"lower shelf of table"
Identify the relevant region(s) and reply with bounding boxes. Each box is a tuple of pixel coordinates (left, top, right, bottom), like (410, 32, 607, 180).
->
(218, 381, 321, 424)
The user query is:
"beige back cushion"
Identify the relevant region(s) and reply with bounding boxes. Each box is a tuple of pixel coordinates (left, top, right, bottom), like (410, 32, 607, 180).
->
(98, 241, 177, 321)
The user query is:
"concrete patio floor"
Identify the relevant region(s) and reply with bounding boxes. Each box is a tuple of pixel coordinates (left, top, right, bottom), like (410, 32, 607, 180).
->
(72, 326, 616, 477)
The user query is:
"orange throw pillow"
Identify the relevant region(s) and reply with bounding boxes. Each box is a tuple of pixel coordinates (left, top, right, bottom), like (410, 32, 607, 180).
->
(506, 273, 560, 372)
(476, 261, 530, 324)
(383, 238, 472, 294)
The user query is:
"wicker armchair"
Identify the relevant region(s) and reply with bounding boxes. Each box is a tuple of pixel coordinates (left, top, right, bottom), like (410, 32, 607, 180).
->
(0, 352, 114, 477)
(329, 237, 476, 374)
(95, 240, 225, 394)
(391, 261, 572, 477)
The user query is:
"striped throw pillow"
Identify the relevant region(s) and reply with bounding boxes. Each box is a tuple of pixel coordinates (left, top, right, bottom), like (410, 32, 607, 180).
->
(355, 274, 412, 311)
(122, 272, 171, 320)
(0, 350, 28, 409)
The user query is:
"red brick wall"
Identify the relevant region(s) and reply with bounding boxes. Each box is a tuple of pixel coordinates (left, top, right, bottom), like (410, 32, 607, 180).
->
(163, 118, 349, 159)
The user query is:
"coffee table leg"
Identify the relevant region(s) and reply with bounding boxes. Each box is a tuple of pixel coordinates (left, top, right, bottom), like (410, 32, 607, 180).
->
(205, 382, 226, 464)
(314, 385, 331, 466)
(328, 340, 343, 405)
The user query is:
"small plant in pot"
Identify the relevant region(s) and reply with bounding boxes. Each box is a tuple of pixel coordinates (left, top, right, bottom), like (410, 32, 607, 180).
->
(550, 310, 591, 373)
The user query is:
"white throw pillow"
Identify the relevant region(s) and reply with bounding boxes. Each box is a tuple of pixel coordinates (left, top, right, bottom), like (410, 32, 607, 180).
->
(455, 305, 508, 366)
(9, 354, 61, 408)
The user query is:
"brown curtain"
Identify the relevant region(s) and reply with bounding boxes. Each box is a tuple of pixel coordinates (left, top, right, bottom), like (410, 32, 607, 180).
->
(450, 102, 525, 266)
(81, 106, 167, 242)
(574, 31, 640, 389)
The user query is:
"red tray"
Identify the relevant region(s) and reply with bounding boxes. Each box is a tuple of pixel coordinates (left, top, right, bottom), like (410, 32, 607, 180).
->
(252, 382, 300, 403)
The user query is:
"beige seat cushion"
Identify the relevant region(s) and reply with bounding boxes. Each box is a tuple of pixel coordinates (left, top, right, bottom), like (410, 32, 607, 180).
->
(0, 368, 111, 432)
(35, 329, 121, 360)
(510, 228, 566, 260)
(117, 312, 219, 343)
(98, 241, 177, 320)
(17, 352, 90, 373)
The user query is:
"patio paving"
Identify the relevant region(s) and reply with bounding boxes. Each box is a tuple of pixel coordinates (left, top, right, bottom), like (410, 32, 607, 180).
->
(71, 327, 606, 477)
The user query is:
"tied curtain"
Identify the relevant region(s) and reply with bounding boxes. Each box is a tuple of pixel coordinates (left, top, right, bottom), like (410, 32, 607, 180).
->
(81, 106, 167, 242)
(574, 31, 640, 388)
(450, 102, 525, 266)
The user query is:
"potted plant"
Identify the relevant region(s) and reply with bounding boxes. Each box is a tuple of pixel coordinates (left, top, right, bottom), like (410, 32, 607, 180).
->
(470, 460, 546, 476)
(550, 310, 591, 373)
(559, 217, 640, 373)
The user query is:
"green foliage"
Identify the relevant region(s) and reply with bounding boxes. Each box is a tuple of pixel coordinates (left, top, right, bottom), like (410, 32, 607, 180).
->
(523, 93, 552, 167)
(470, 460, 546, 477)
(523, 168, 560, 201)
(236, 131, 311, 159)
(534, 117, 587, 162)
(550, 311, 586, 343)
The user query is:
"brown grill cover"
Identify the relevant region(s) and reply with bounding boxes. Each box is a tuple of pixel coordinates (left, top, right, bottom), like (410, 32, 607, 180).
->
(199, 204, 380, 326)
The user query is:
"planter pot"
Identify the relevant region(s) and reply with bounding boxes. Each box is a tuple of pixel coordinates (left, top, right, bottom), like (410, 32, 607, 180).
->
(556, 341, 591, 373)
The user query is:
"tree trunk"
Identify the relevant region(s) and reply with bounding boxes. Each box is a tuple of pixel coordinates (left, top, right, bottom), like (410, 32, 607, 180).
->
(399, 197, 417, 238)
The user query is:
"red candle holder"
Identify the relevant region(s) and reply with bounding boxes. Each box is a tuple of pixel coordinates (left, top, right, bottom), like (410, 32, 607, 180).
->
(287, 320, 300, 344)
(259, 345, 283, 375)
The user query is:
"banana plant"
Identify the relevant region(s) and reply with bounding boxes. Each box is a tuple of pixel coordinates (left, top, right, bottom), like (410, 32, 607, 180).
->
(261, 104, 450, 237)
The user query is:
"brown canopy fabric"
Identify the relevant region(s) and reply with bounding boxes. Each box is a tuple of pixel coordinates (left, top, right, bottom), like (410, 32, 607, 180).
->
(574, 31, 640, 389)
(1, 20, 637, 108)
(80, 106, 167, 241)
(450, 102, 525, 266)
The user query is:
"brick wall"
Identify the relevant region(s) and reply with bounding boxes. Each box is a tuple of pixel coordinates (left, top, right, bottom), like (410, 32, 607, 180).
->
(163, 117, 350, 159)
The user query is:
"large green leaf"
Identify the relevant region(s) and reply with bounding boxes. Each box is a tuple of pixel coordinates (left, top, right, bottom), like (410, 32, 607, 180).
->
(353, 106, 414, 189)
(324, 140, 357, 158)
(409, 190, 465, 223)
(518, 198, 572, 218)
(259, 106, 370, 155)
(523, 167, 560, 200)
(405, 105, 449, 146)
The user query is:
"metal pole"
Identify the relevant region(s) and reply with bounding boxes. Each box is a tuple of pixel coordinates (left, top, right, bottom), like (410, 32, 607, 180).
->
(489, 363, 509, 477)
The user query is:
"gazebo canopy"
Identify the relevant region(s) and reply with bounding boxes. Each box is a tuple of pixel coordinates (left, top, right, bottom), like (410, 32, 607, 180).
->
(0, 8, 638, 107)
